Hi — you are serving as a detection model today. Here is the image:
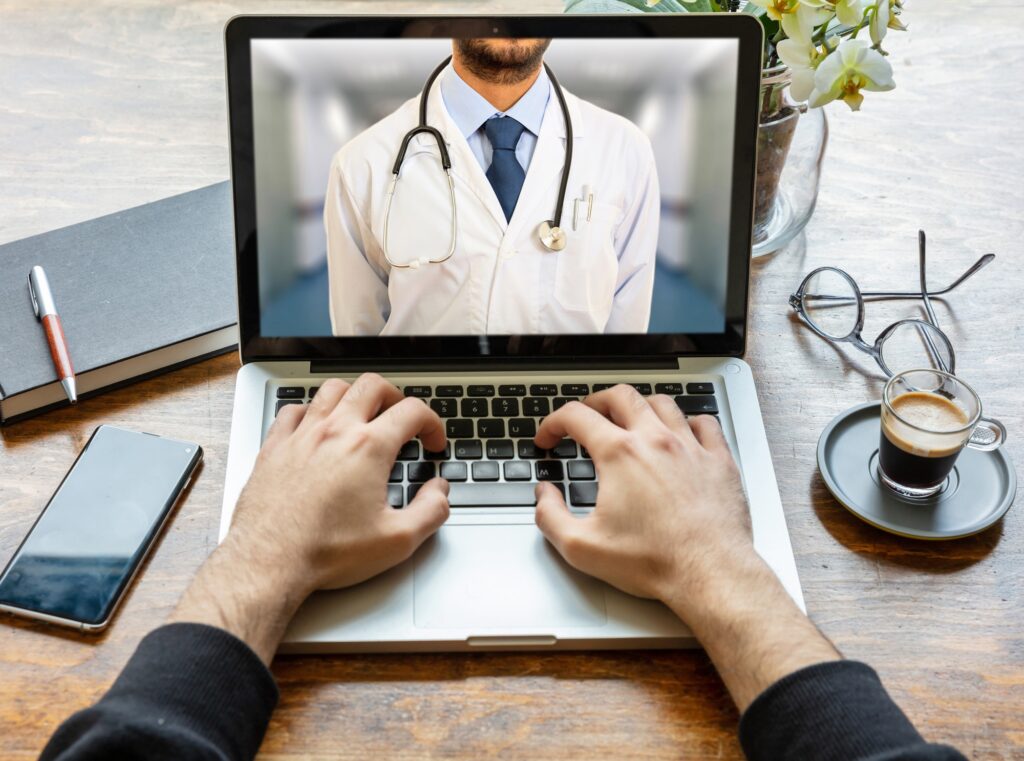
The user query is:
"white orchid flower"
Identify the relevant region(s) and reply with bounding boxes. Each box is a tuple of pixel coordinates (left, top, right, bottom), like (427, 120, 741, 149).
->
(777, 38, 821, 102)
(808, 38, 895, 110)
(870, 0, 891, 45)
(833, 0, 866, 26)
(780, 3, 833, 45)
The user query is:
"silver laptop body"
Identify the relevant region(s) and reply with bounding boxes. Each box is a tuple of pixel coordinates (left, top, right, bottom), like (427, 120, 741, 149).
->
(218, 14, 803, 653)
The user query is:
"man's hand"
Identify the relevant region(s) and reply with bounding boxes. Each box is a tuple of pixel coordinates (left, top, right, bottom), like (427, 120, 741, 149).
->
(231, 374, 449, 592)
(534, 386, 751, 608)
(533, 385, 840, 711)
(172, 374, 449, 663)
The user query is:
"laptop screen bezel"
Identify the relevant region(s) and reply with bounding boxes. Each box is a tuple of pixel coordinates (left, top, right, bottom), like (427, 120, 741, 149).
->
(225, 14, 763, 363)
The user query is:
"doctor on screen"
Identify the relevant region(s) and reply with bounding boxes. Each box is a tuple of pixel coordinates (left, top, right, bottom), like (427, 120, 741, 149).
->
(324, 38, 660, 336)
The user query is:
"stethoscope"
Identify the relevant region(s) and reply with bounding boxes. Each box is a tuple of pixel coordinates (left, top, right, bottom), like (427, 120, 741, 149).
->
(382, 55, 574, 270)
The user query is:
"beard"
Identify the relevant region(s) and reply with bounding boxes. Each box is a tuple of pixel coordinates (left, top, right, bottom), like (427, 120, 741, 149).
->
(453, 38, 553, 85)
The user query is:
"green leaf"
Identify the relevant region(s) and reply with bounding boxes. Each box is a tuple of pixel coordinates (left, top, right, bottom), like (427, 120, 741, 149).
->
(742, 3, 767, 17)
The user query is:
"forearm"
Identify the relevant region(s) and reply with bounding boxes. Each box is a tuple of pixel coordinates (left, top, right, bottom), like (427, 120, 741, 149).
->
(169, 531, 312, 666)
(663, 550, 840, 712)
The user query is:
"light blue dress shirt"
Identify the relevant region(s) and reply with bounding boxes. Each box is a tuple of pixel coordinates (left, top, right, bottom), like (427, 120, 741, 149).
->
(439, 64, 551, 175)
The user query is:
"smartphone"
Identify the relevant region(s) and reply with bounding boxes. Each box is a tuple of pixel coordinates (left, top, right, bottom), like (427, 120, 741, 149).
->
(0, 425, 202, 632)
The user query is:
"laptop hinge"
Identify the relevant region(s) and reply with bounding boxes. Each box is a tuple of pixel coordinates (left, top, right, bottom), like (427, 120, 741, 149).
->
(309, 356, 677, 373)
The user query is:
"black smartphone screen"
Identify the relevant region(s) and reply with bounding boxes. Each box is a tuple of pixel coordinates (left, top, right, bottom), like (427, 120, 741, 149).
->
(0, 425, 201, 628)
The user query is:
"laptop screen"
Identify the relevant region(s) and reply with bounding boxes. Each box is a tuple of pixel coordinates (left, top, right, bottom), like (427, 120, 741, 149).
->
(226, 17, 761, 360)
(248, 35, 741, 340)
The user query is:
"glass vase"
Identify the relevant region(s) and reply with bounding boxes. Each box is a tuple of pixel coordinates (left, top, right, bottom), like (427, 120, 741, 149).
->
(752, 65, 829, 258)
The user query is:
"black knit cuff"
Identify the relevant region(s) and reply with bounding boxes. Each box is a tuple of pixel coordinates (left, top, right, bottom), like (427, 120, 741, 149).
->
(739, 660, 926, 761)
(103, 622, 279, 759)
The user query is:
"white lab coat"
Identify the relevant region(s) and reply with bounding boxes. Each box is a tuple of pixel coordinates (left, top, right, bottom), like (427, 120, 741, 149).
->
(325, 76, 659, 336)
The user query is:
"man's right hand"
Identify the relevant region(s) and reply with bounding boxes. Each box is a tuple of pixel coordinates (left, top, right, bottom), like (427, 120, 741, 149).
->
(533, 385, 840, 711)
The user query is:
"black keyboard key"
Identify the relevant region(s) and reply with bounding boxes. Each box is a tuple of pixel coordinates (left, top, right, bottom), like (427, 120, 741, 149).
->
(397, 441, 420, 460)
(655, 383, 683, 395)
(276, 386, 304, 399)
(436, 385, 464, 397)
(467, 384, 495, 397)
(424, 443, 451, 461)
(530, 384, 557, 396)
(441, 462, 468, 482)
(430, 398, 458, 418)
(630, 383, 653, 395)
(491, 398, 519, 417)
(408, 462, 436, 483)
(472, 461, 500, 481)
(518, 441, 544, 459)
(404, 385, 432, 398)
(308, 386, 320, 398)
(675, 396, 719, 415)
(454, 440, 483, 459)
(536, 460, 565, 481)
(552, 440, 578, 458)
(498, 384, 526, 397)
(447, 419, 473, 438)
(687, 382, 715, 395)
(523, 397, 550, 416)
(275, 400, 303, 415)
(486, 439, 515, 459)
(568, 460, 596, 480)
(561, 383, 589, 396)
(508, 418, 536, 437)
(478, 419, 505, 438)
(389, 463, 403, 483)
(552, 397, 577, 411)
(388, 485, 404, 508)
(569, 482, 598, 507)
(504, 461, 532, 482)
(592, 383, 617, 392)
(407, 484, 423, 503)
(461, 398, 488, 417)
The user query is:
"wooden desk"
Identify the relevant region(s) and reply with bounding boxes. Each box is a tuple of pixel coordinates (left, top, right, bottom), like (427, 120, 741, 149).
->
(1, 2, 1021, 758)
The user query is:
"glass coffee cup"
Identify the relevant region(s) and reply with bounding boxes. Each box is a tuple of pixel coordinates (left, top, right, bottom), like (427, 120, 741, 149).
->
(879, 369, 1006, 499)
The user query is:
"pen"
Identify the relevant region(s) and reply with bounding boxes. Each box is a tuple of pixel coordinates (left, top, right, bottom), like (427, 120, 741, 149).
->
(28, 265, 77, 404)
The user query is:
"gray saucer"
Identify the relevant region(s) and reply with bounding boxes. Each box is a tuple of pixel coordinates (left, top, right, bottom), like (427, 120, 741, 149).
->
(817, 402, 1016, 540)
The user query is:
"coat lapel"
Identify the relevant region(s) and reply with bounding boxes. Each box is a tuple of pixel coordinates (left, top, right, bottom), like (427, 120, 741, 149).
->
(410, 75, 508, 233)
(505, 89, 586, 243)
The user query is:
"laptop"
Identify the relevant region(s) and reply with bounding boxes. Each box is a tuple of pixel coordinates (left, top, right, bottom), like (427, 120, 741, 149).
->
(219, 14, 803, 653)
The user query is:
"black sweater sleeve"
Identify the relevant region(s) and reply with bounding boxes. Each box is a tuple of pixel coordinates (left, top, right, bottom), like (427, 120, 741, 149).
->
(739, 660, 967, 761)
(40, 623, 278, 761)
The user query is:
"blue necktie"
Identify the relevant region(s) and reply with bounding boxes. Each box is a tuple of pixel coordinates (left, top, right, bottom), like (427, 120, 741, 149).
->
(484, 116, 527, 222)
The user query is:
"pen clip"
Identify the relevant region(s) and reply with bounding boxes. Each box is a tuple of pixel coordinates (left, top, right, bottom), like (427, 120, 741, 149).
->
(28, 271, 41, 319)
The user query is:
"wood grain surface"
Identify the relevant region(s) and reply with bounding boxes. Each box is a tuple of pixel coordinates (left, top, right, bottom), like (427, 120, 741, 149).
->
(2, 2, 1022, 759)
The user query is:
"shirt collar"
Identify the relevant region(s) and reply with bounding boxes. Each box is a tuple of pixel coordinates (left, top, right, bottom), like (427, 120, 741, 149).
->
(439, 63, 551, 139)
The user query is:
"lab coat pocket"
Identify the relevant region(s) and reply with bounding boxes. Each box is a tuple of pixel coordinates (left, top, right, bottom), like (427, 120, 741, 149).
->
(553, 202, 619, 314)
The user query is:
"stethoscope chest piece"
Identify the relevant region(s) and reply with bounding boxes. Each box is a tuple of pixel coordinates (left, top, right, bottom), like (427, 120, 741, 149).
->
(538, 221, 567, 252)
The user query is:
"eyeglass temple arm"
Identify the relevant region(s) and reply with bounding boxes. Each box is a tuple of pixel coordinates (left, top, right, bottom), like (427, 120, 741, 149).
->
(859, 253, 995, 299)
(914, 230, 949, 372)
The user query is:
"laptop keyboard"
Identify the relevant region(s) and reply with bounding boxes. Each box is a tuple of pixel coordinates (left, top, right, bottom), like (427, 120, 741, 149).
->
(273, 381, 719, 510)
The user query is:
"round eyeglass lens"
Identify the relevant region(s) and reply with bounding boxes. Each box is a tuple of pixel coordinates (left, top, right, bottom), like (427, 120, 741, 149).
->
(801, 268, 860, 339)
(878, 320, 955, 377)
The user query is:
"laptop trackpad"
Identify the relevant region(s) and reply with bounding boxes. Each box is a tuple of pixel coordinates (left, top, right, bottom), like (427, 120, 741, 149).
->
(413, 524, 607, 630)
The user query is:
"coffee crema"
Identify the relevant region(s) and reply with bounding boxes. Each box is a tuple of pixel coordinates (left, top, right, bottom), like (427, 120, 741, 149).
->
(883, 391, 969, 458)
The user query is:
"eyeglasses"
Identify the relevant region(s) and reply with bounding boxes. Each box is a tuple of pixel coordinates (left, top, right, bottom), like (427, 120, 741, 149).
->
(789, 231, 994, 378)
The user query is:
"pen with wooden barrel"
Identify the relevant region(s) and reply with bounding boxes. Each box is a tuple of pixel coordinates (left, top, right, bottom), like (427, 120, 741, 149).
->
(28, 265, 77, 404)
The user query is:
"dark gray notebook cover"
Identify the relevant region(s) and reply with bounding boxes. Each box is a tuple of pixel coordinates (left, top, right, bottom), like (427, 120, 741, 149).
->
(0, 182, 237, 410)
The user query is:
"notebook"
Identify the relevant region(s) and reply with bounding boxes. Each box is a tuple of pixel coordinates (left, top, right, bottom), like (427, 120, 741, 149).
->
(0, 182, 238, 424)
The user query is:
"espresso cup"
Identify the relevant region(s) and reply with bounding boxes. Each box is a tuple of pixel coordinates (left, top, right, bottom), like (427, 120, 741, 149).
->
(879, 369, 1006, 499)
